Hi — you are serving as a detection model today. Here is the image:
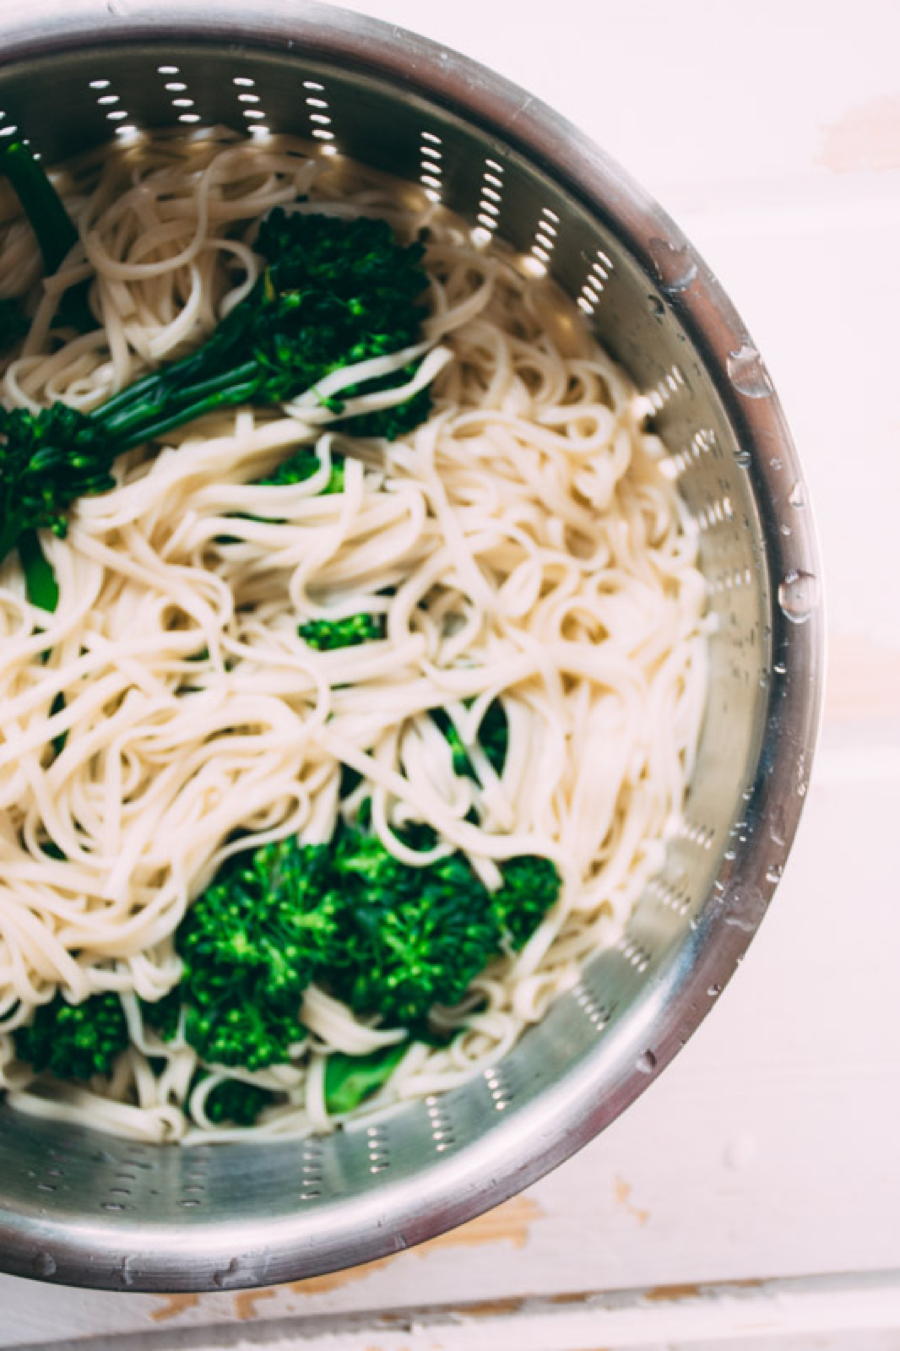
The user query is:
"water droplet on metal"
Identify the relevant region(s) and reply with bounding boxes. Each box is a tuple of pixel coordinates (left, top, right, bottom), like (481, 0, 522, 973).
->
(770, 456, 783, 470)
(724, 914, 757, 933)
(647, 238, 697, 294)
(726, 343, 774, 398)
(707, 983, 722, 997)
(734, 446, 752, 468)
(778, 570, 818, 624)
(636, 1049, 657, 1074)
(765, 863, 784, 884)
(773, 661, 787, 675)
(788, 481, 805, 507)
(32, 1252, 57, 1277)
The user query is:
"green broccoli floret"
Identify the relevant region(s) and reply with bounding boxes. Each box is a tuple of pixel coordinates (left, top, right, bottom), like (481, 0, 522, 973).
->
(490, 854, 561, 949)
(185, 1002, 303, 1072)
(148, 825, 561, 1076)
(327, 832, 561, 1019)
(143, 840, 341, 1070)
(323, 1042, 407, 1115)
(200, 1076, 277, 1126)
(179, 839, 342, 1002)
(328, 833, 502, 1025)
(0, 168, 434, 567)
(13, 991, 128, 1081)
(299, 612, 385, 650)
(255, 445, 345, 494)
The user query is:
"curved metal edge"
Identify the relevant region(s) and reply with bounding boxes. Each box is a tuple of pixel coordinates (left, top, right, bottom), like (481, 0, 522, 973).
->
(0, 0, 824, 1291)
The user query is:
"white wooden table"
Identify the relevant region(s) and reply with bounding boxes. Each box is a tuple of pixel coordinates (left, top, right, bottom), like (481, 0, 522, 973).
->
(5, 0, 900, 1346)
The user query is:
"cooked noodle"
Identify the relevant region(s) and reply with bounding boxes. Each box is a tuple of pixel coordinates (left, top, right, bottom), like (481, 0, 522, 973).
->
(0, 130, 707, 1142)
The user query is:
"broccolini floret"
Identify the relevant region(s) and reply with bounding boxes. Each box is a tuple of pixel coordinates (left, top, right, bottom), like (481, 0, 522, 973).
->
(0, 145, 435, 568)
(13, 991, 128, 1081)
(299, 612, 385, 650)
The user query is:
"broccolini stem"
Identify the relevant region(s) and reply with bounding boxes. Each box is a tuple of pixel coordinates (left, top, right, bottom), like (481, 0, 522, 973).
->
(0, 139, 78, 274)
(95, 361, 260, 443)
(0, 139, 94, 333)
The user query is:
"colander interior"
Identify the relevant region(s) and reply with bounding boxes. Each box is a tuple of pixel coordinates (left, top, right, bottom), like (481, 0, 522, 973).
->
(0, 8, 819, 1292)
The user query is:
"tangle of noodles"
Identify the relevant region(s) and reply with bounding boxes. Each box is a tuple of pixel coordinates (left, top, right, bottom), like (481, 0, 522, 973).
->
(0, 130, 708, 1143)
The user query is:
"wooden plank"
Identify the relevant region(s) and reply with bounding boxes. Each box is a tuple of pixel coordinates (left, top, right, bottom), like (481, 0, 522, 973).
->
(12, 1273, 900, 1351)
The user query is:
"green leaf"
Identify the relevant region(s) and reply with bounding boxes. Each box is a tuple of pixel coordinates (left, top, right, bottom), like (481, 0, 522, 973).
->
(18, 529, 59, 611)
(323, 1041, 408, 1115)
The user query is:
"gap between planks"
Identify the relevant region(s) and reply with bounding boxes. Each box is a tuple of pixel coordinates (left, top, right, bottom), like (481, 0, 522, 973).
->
(14, 1269, 900, 1351)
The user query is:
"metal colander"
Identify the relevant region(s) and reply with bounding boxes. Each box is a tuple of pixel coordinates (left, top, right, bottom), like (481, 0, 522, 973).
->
(0, 0, 822, 1292)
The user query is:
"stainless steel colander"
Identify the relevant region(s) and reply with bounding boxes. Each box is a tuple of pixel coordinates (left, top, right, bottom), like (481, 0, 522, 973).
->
(0, 0, 822, 1292)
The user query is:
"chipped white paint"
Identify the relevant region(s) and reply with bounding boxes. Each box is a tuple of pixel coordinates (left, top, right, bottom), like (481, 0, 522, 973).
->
(2, 0, 900, 1345)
